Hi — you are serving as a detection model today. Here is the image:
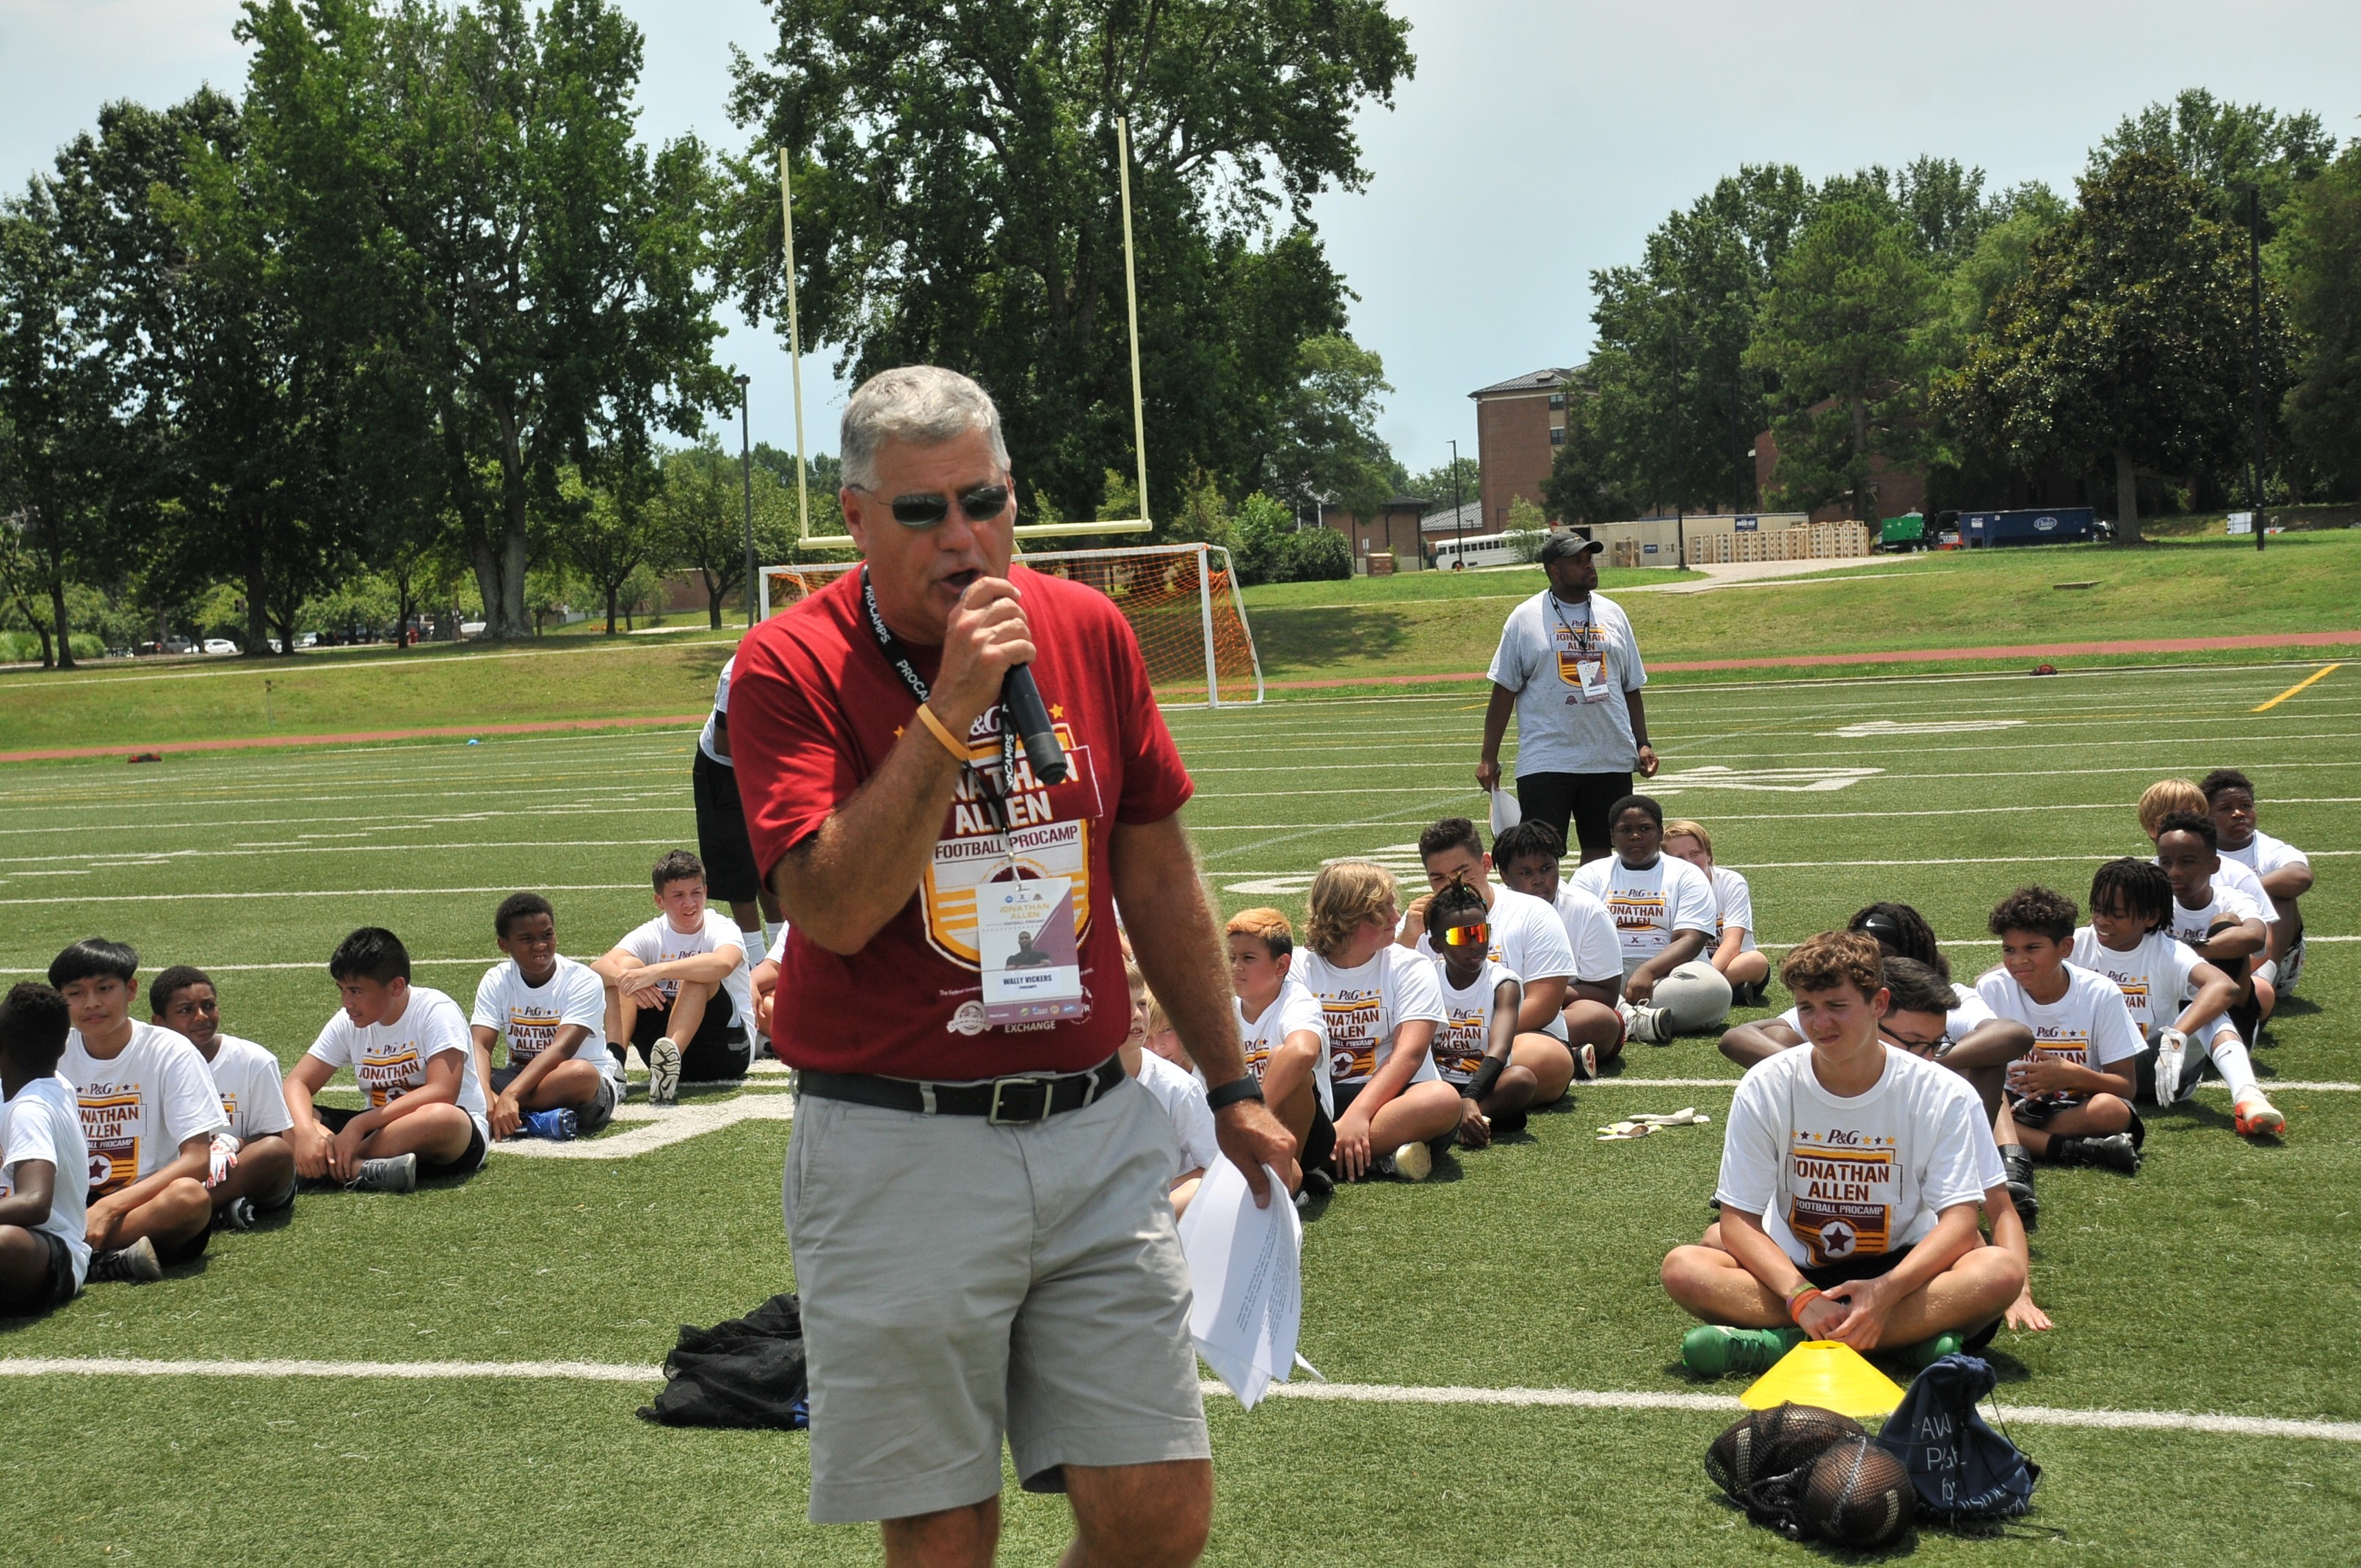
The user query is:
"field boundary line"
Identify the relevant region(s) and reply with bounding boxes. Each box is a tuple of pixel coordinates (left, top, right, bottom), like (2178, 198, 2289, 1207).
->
(2254, 663, 2342, 711)
(1, 1357, 2351, 1442)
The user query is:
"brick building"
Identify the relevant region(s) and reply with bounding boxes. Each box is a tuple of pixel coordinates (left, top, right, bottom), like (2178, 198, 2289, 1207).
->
(1316, 495, 1435, 569)
(1470, 366, 1580, 531)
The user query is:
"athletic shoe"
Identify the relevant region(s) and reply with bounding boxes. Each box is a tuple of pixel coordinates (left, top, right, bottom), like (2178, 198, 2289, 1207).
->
(2233, 1095, 2286, 1138)
(214, 1197, 258, 1233)
(2280, 935, 2304, 995)
(87, 1236, 162, 1284)
(1390, 1141, 1433, 1182)
(1300, 1167, 1335, 1199)
(1998, 1144, 2038, 1233)
(1575, 1042, 1599, 1081)
(2053, 1133, 2141, 1175)
(1730, 979, 1767, 1008)
(349, 1153, 418, 1194)
(1627, 1006, 1672, 1045)
(648, 1037, 683, 1106)
(521, 1107, 580, 1141)
(1900, 1332, 1964, 1371)
(1490, 1107, 1530, 1137)
(1681, 1324, 1804, 1377)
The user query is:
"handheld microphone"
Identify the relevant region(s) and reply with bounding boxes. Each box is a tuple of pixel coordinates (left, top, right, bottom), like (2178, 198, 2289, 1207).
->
(1001, 665, 1069, 785)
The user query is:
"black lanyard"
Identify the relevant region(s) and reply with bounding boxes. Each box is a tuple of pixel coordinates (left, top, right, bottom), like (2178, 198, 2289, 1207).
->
(860, 567, 1022, 834)
(1550, 593, 1597, 647)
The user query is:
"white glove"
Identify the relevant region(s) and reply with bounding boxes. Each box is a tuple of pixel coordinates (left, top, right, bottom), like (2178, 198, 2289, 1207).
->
(206, 1132, 242, 1189)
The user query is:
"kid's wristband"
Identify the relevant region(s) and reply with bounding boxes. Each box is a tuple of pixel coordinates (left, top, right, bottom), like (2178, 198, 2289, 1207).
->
(913, 702, 971, 763)
(1787, 1286, 1825, 1326)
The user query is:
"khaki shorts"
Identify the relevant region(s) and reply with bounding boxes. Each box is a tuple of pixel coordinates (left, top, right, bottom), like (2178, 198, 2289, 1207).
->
(783, 1078, 1208, 1524)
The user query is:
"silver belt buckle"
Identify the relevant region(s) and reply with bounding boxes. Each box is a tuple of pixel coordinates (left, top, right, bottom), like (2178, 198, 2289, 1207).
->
(987, 1075, 1053, 1125)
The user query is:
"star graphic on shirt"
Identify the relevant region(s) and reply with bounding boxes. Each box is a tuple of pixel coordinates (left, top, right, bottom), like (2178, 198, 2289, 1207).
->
(1049, 703, 1067, 720)
(893, 725, 905, 739)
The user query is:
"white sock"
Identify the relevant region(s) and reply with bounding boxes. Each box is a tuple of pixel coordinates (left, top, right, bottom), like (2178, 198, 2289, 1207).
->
(764, 920, 782, 948)
(2209, 1032, 2262, 1102)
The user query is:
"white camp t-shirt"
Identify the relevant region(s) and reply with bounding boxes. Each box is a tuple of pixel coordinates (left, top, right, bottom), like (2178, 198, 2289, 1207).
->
(1486, 589, 1647, 776)
(1411, 885, 1578, 1039)
(1295, 945, 1447, 1116)
(1134, 1050, 1219, 1178)
(1236, 976, 1326, 1089)
(306, 987, 490, 1124)
(1779, 982, 1995, 1050)
(2220, 829, 2309, 882)
(1551, 884, 1627, 984)
(2161, 878, 2268, 949)
(1975, 963, 2144, 1106)
(202, 1034, 294, 1142)
(472, 957, 617, 1078)
(0, 1074, 91, 1288)
(2158, 854, 2276, 931)
(60, 1021, 231, 1197)
(1708, 865, 1759, 954)
(619, 910, 753, 1024)
(1571, 853, 1717, 971)
(2070, 927, 2235, 1045)
(697, 655, 735, 765)
(1432, 958, 1516, 1086)
(1716, 1044, 1990, 1269)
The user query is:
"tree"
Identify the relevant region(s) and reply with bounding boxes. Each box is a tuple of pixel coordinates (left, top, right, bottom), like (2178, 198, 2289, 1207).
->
(1257, 333, 1399, 523)
(1404, 452, 1477, 515)
(722, 0, 1413, 522)
(2282, 145, 2361, 500)
(2094, 88, 2334, 239)
(1940, 152, 2284, 542)
(1542, 388, 1630, 524)
(654, 441, 790, 628)
(1747, 200, 1939, 519)
(564, 453, 666, 634)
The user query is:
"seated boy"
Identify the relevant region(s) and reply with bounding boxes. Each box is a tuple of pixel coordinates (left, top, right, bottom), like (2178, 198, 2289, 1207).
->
(1225, 909, 1330, 1195)
(148, 965, 297, 1231)
(592, 851, 753, 1106)
(1570, 794, 1727, 1042)
(2139, 780, 2277, 1018)
(2203, 768, 2313, 995)
(1397, 817, 1585, 1100)
(2073, 859, 2280, 1136)
(749, 919, 791, 1051)
(52, 939, 227, 1281)
(1490, 820, 1628, 1069)
(1661, 931, 2025, 1373)
(1130, 992, 1219, 1219)
(1662, 819, 1771, 1006)
(471, 893, 621, 1142)
(284, 929, 491, 1193)
(1976, 888, 2145, 1174)
(1424, 882, 1543, 1148)
(0, 984, 95, 1310)
(2153, 811, 2274, 1036)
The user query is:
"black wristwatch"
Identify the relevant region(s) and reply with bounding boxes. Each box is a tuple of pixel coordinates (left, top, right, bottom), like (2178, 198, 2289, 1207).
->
(1204, 1074, 1265, 1112)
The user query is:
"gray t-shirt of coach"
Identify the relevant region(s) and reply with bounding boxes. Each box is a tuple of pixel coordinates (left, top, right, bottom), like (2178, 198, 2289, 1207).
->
(1486, 589, 1647, 777)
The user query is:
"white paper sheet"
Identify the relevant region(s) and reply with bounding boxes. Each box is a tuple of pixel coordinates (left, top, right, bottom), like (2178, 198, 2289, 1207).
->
(1175, 1159, 1303, 1409)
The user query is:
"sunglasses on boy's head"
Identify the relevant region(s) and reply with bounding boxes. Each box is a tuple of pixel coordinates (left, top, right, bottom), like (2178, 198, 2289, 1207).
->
(1440, 922, 1490, 948)
(858, 482, 1012, 529)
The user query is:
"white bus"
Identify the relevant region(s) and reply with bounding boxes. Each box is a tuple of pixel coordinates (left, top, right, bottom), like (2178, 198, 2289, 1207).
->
(1426, 531, 1533, 571)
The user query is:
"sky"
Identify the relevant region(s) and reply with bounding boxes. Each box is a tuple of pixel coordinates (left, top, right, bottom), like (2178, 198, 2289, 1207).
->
(7, 0, 2359, 486)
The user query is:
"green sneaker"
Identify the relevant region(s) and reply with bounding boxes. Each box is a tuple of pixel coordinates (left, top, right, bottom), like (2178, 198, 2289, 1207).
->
(1898, 1332, 1964, 1371)
(1682, 1324, 1805, 1377)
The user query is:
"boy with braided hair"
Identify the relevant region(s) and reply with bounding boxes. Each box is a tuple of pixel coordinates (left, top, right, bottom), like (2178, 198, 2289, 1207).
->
(1423, 880, 1543, 1148)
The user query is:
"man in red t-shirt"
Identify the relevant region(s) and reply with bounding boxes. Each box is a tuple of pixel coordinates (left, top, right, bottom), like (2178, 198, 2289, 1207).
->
(730, 366, 1294, 1566)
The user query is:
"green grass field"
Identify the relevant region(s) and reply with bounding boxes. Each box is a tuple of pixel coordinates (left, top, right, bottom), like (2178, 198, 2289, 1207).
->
(0, 588, 2357, 1562)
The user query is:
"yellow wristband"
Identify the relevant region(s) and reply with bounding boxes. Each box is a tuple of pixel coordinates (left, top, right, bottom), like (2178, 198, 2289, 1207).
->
(913, 701, 971, 763)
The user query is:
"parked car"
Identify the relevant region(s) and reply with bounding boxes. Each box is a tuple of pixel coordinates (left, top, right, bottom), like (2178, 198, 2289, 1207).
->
(201, 637, 240, 656)
(295, 631, 319, 648)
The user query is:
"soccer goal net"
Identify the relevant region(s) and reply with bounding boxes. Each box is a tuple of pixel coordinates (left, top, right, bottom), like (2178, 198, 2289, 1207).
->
(759, 542, 1265, 708)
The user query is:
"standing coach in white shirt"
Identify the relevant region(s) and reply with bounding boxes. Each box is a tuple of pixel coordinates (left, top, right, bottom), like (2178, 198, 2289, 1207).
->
(1475, 531, 1658, 863)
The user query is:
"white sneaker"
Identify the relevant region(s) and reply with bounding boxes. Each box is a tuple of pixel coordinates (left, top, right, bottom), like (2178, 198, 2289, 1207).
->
(1390, 1141, 1433, 1182)
(1575, 1042, 1599, 1081)
(1628, 1006, 1670, 1045)
(2233, 1095, 2285, 1137)
(648, 1037, 682, 1106)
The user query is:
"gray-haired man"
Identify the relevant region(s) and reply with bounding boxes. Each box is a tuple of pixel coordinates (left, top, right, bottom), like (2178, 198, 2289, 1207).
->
(729, 366, 1295, 1566)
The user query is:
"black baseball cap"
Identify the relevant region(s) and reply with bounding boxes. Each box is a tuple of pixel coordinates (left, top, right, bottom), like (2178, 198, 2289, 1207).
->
(1537, 531, 1605, 563)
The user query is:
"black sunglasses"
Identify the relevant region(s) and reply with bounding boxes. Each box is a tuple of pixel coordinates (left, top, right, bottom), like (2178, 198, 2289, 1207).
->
(860, 482, 1012, 529)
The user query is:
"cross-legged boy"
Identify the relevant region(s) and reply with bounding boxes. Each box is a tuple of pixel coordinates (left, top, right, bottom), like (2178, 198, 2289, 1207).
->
(1661, 819, 1772, 1006)
(2072, 857, 2280, 1137)
(0, 984, 93, 1312)
(1424, 881, 1542, 1149)
(51, 939, 227, 1282)
(1295, 861, 1462, 1183)
(2203, 768, 2314, 997)
(1570, 794, 1726, 1043)
(1976, 888, 2145, 1175)
(1490, 819, 1628, 1070)
(2139, 780, 2277, 1027)
(1397, 816, 1585, 1101)
(1661, 931, 2024, 1375)
(283, 929, 491, 1194)
(471, 893, 621, 1143)
(592, 851, 753, 1106)
(1225, 909, 1330, 1195)
(2153, 812, 2274, 1040)
(148, 965, 297, 1232)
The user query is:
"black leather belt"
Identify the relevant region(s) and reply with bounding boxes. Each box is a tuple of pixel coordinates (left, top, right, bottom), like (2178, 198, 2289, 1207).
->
(796, 1056, 1125, 1125)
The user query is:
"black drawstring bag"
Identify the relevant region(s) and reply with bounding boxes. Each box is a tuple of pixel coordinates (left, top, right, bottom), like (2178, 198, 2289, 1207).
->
(637, 1291, 810, 1431)
(1874, 1353, 2039, 1522)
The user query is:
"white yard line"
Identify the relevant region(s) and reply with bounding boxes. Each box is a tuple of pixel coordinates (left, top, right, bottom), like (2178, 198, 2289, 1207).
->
(492, 1095, 794, 1159)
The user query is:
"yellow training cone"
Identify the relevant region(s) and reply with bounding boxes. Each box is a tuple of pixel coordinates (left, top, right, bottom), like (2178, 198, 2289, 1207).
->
(1739, 1340, 1906, 1420)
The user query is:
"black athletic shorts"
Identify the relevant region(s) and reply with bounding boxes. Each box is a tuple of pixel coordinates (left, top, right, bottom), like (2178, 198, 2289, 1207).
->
(1515, 772, 1635, 858)
(489, 1060, 620, 1132)
(0, 1230, 78, 1313)
(625, 992, 752, 1082)
(315, 1102, 490, 1177)
(2008, 1095, 2146, 1149)
(692, 748, 763, 905)
(1799, 1242, 1999, 1351)
(1302, 1100, 1337, 1176)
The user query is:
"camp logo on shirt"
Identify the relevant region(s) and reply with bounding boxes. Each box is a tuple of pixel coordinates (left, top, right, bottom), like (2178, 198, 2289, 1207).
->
(1607, 891, 1667, 936)
(1434, 1003, 1489, 1083)
(502, 1009, 564, 1060)
(1551, 618, 1606, 683)
(1787, 1128, 1897, 1266)
(358, 1048, 423, 1110)
(1321, 994, 1384, 1084)
(2090, 968, 2150, 1020)
(917, 718, 1104, 972)
(77, 1090, 143, 1195)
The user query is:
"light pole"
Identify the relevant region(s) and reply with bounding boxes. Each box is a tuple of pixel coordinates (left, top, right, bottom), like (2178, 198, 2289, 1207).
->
(736, 374, 757, 626)
(2236, 182, 2266, 553)
(1448, 438, 1467, 568)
